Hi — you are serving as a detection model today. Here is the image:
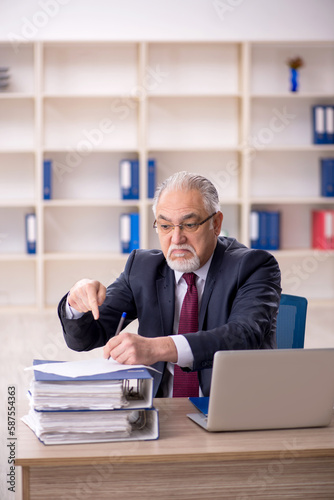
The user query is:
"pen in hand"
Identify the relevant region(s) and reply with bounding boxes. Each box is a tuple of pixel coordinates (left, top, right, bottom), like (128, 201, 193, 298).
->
(105, 312, 127, 361)
(115, 312, 127, 336)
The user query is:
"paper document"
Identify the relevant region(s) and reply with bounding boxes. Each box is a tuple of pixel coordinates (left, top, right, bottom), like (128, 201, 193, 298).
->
(25, 357, 159, 378)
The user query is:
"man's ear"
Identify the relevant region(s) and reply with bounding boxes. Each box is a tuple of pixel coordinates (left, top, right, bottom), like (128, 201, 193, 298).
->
(214, 211, 223, 236)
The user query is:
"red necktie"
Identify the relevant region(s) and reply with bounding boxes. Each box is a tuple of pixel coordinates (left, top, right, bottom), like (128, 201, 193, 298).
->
(173, 272, 199, 398)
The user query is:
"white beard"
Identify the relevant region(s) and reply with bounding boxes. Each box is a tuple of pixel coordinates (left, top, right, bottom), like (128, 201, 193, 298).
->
(166, 244, 201, 272)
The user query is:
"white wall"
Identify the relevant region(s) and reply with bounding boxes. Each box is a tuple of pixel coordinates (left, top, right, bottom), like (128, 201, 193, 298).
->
(1, 0, 334, 42)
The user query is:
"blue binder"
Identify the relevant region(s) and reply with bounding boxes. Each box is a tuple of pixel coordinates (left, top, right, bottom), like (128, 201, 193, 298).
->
(312, 106, 326, 144)
(325, 106, 334, 144)
(120, 213, 140, 253)
(43, 160, 52, 200)
(266, 211, 280, 250)
(147, 158, 156, 198)
(321, 158, 334, 197)
(120, 159, 139, 199)
(250, 211, 280, 250)
(25, 213, 36, 254)
(250, 211, 267, 249)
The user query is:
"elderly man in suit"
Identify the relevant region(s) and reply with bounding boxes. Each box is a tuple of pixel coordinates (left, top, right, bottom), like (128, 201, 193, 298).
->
(58, 171, 281, 397)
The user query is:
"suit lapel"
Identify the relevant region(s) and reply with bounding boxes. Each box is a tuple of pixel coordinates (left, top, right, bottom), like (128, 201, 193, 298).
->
(199, 239, 226, 329)
(156, 263, 175, 336)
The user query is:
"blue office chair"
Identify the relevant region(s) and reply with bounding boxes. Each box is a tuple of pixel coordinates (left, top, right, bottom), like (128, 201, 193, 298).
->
(276, 294, 308, 349)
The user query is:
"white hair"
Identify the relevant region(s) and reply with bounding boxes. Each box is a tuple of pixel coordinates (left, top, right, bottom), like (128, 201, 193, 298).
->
(152, 171, 220, 217)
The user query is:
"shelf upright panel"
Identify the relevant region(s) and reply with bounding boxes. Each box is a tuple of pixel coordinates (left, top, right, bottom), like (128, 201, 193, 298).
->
(138, 41, 149, 249)
(240, 42, 251, 246)
(34, 41, 44, 309)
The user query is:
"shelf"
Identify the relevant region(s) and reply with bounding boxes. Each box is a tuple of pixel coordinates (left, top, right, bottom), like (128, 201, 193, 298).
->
(43, 252, 129, 261)
(42, 199, 141, 207)
(0, 93, 35, 99)
(43, 206, 137, 254)
(1, 39, 334, 307)
(42, 94, 141, 99)
(0, 99, 35, 150)
(250, 145, 334, 152)
(251, 93, 334, 99)
(147, 42, 240, 95)
(43, 42, 138, 95)
(251, 43, 334, 95)
(148, 146, 240, 152)
(271, 249, 334, 257)
(0, 253, 37, 261)
(0, 200, 36, 207)
(251, 197, 334, 205)
(43, 97, 138, 150)
(147, 96, 240, 149)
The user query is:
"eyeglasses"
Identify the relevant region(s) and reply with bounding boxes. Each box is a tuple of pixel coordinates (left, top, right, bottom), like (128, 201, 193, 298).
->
(153, 212, 217, 234)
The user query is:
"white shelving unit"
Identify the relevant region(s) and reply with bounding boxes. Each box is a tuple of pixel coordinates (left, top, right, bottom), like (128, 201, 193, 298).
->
(0, 40, 333, 308)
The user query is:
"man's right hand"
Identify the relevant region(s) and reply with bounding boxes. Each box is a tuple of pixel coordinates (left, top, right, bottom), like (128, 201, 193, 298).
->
(68, 279, 106, 320)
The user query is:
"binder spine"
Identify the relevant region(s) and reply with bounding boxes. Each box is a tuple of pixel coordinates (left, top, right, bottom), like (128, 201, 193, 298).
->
(312, 106, 326, 144)
(147, 158, 156, 199)
(250, 211, 280, 250)
(25, 213, 37, 254)
(120, 213, 131, 253)
(320, 158, 334, 197)
(266, 211, 280, 251)
(250, 211, 260, 249)
(120, 213, 140, 253)
(120, 159, 139, 200)
(325, 106, 334, 144)
(312, 210, 334, 249)
(43, 160, 52, 200)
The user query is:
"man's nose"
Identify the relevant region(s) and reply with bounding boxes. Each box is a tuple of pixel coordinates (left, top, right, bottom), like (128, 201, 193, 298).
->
(171, 226, 186, 244)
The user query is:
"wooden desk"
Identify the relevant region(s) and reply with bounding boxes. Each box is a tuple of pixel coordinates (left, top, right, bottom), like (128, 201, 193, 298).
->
(16, 398, 334, 499)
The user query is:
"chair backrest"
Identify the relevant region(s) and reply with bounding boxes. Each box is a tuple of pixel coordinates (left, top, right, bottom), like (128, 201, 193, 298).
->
(276, 294, 308, 349)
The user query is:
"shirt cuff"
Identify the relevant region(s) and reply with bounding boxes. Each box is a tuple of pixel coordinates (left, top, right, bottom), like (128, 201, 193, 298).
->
(170, 334, 194, 369)
(65, 295, 85, 320)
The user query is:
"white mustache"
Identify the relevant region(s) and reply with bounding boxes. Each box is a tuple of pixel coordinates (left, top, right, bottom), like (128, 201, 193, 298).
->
(167, 244, 196, 259)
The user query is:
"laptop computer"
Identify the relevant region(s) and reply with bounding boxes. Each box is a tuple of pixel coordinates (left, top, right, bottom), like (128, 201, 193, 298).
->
(187, 348, 334, 432)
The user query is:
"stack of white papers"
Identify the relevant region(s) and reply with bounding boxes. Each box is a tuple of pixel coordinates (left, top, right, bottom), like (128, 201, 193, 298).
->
(29, 379, 127, 411)
(22, 409, 136, 445)
(22, 358, 160, 445)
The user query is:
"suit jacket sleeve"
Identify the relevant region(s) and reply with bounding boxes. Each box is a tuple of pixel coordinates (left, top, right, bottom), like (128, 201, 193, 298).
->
(58, 248, 170, 352)
(58, 250, 140, 352)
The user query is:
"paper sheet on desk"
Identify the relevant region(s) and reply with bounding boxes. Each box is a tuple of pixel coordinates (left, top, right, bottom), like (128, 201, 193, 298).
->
(25, 358, 160, 378)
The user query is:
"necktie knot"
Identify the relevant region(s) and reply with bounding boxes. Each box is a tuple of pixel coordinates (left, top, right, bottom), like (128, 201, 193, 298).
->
(183, 272, 196, 287)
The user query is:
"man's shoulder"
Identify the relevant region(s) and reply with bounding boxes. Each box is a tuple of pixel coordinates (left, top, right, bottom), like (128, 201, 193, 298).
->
(126, 248, 167, 272)
(217, 237, 278, 265)
(131, 248, 164, 261)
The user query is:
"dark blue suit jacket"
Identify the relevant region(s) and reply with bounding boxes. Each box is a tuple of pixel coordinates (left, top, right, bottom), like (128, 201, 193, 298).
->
(58, 237, 281, 396)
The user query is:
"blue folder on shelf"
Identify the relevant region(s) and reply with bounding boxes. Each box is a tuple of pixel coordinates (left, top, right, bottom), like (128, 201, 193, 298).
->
(43, 159, 52, 200)
(120, 159, 139, 199)
(321, 158, 334, 197)
(25, 213, 36, 254)
(312, 105, 326, 144)
(325, 105, 334, 144)
(120, 212, 140, 253)
(147, 158, 156, 198)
